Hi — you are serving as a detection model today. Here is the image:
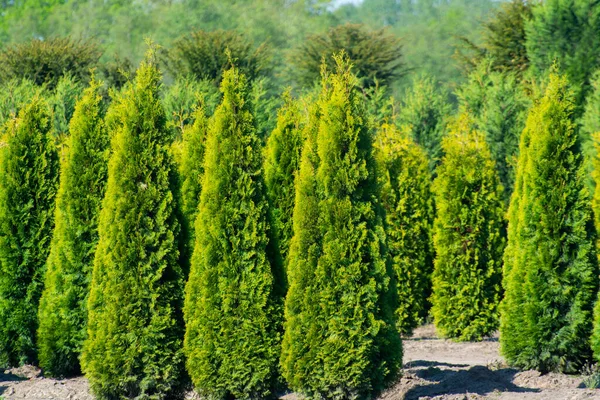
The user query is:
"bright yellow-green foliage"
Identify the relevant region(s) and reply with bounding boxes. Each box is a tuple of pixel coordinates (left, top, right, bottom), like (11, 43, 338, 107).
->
(376, 123, 433, 335)
(281, 56, 401, 399)
(81, 53, 187, 399)
(264, 91, 304, 264)
(431, 115, 505, 341)
(0, 97, 59, 366)
(500, 74, 598, 373)
(178, 103, 208, 273)
(37, 80, 109, 377)
(183, 67, 284, 400)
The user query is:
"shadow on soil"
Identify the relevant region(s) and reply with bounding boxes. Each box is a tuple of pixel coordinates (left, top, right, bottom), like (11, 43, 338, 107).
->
(403, 362, 539, 400)
(0, 371, 27, 396)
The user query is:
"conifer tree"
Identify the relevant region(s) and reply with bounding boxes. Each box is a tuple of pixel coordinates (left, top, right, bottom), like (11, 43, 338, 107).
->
(37, 79, 109, 377)
(376, 123, 434, 335)
(430, 115, 505, 341)
(0, 97, 59, 366)
(178, 103, 209, 271)
(500, 74, 598, 373)
(264, 91, 304, 263)
(183, 67, 284, 399)
(81, 51, 187, 399)
(281, 56, 401, 399)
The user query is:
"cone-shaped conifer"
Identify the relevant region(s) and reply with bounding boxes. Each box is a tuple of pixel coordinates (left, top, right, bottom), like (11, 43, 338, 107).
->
(431, 115, 505, 341)
(376, 123, 434, 335)
(37, 79, 109, 377)
(183, 67, 284, 399)
(500, 74, 598, 373)
(80, 51, 187, 399)
(264, 91, 304, 264)
(0, 97, 59, 366)
(281, 56, 401, 399)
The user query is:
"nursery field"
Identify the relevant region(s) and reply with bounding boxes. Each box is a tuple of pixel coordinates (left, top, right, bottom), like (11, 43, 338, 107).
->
(2, 325, 598, 400)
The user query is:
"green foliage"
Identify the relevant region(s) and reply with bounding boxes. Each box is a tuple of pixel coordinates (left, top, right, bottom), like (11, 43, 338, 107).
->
(0, 37, 101, 89)
(0, 97, 59, 366)
(290, 23, 405, 89)
(457, 61, 530, 198)
(500, 74, 598, 373)
(48, 74, 84, 137)
(526, 0, 600, 109)
(0, 79, 42, 125)
(81, 53, 186, 399)
(183, 67, 284, 399)
(99, 54, 135, 91)
(37, 80, 109, 377)
(398, 75, 451, 171)
(164, 29, 271, 84)
(281, 56, 401, 399)
(430, 115, 505, 341)
(376, 123, 434, 335)
(264, 90, 304, 264)
(178, 103, 208, 275)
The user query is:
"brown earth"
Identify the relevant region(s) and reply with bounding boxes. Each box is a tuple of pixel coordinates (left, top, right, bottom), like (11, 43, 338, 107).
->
(2, 325, 600, 399)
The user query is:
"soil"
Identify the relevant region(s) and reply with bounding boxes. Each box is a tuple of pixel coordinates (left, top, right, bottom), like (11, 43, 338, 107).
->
(2, 325, 599, 399)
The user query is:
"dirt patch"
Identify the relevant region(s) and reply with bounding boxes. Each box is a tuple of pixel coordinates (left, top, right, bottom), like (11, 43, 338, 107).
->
(2, 326, 600, 399)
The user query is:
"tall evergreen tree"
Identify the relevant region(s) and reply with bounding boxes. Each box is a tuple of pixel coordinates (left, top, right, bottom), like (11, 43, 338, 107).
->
(264, 90, 304, 264)
(183, 67, 284, 399)
(376, 123, 434, 335)
(178, 102, 209, 272)
(37, 79, 109, 377)
(281, 56, 401, 399)
(500, 74, 598, 373)
(0, 97, 59, 366)
(81, 52, 187, 399)
(430, 115, 505, 341)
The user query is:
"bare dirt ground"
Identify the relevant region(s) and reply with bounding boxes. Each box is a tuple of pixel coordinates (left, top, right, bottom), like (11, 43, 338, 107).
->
(2, 325, 599, 399)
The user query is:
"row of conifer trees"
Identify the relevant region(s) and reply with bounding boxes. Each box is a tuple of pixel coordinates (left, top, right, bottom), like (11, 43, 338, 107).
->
(1, 47, 600, 399)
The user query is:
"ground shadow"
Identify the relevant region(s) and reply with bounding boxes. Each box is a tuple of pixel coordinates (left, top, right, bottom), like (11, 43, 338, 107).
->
(0, 371, 27, 396)
(403, 363, 539, 400)
(405, 360, 469, 369)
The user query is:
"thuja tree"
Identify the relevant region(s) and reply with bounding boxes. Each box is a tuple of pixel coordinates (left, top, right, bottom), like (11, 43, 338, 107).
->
(430, 115, 505, 341)
(281, 56, 401, 399)
(178, 103, 209, 273)
(37, 79, 109, 377)
(81, 52, 187, 399)
(264, 90, 304, 264)
(0, 97, 59, 366)
(500, 74, 598, 373)
(398, 75, 451, 171)
(376, 123, 434, 335)
(183, 67, 284, 399)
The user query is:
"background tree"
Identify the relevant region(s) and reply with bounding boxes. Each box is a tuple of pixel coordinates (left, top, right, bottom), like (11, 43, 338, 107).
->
(376, 123, 434, 335)
(0, 97, 59, 366)
(164, 29, 271, 85)
(37, 79, 109, 377)
(183, 67, 284, 399)
(264, 90, 304, 264)
(48, 74, 84, 137)
(81, 52, 186, 399)
(0, 79, 42, 125)
(0, 37, 101, 89)
(500, 74, 598, 373)
(398, 75, 451, 171)
(290, 23, 405, 89)
(281, 56, 401, 399)
(430, 114, 505, 341)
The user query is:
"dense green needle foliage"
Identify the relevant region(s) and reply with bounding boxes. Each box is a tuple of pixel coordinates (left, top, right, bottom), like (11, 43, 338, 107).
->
(376, 123, 434, 335)
(37, 80, 109, 377)
(264, 91, 304, 264)
(49, 75, 84, 137)
(0, 79, 42, 125)
(183, 67, 284, 400)
(430, 115, 505, 341)
(281, 56, 401, 399)
(500, 74, 599, 373)
(398, 75, 451, 171)
(178, 103, 209, 273)
(81, 53, 187, 399)
(458, 61, 530, 198)
(0, 97, 59, 366)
